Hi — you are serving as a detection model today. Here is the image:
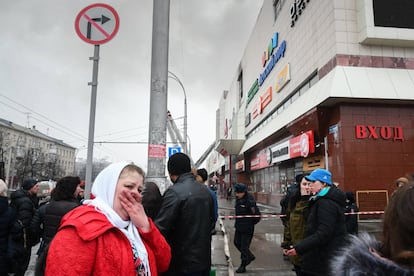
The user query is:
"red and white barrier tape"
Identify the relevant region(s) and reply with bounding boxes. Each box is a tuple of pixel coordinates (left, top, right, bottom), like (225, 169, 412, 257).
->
(219, 210, 384, 219)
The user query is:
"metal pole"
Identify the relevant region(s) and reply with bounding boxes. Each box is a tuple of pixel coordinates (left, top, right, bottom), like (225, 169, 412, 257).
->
(168, 71, 187, 154)
(85, 44, 100, 199)
(147, 0, 170, 193)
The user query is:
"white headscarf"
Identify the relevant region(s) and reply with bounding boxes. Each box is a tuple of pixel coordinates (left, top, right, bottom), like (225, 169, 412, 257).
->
(83, 162, 150, 275)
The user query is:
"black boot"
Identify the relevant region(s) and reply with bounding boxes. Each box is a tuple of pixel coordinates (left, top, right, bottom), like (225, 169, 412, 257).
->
(236, 261, 247, 273)
(246, 255, 255, 265)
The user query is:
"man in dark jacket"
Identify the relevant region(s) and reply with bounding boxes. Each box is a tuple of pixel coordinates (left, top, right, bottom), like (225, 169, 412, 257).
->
(155, 153, 215, 276)
(233, 183, 258, 273)
(9, 178, 40, 276)
(285, 168, 346, 276)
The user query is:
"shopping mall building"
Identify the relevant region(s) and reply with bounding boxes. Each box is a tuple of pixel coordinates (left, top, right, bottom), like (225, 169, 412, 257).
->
(206, 0, 414, 212)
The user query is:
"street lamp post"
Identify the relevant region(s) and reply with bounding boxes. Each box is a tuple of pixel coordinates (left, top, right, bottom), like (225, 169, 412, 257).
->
(168, 71, 187, 154)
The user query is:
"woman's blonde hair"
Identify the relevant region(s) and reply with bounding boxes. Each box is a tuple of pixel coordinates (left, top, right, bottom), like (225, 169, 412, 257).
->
(0, 179, 8, 197)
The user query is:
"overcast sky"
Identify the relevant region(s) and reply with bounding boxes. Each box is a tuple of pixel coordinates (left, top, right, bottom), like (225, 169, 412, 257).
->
(0, 0, 263, 171)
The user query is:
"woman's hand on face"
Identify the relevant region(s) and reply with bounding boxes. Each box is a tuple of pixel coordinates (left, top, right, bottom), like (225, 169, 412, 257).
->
(120, 190, 151, 232)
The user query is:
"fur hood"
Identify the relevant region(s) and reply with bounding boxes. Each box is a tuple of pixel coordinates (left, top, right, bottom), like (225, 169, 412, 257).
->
(331, 232, 414, 275)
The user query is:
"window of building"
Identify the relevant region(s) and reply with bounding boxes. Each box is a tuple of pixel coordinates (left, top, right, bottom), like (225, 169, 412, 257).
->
(238, 71, 243, 108)
(273, 0, 285, 22)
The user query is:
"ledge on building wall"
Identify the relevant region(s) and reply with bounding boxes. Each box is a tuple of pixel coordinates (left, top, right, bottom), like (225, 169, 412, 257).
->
(215, 139, 245, 157)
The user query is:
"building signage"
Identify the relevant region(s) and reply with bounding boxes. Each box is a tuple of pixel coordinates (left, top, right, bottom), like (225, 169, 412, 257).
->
(275, 63, 291, 93)
(290, 0, 310, 27)
(247, 32, 287, 106)
(235, 160, 245, 171)
(355, 125, 404, 141)
(250, 131, 315, 170)
(258, 33, 287, 87)
(289, 131, 315, 158)
(261, 87, 273, 110)
(250, 148, 273, 171)
(270, 131, 315, 164)
(270, 140, 290, 164)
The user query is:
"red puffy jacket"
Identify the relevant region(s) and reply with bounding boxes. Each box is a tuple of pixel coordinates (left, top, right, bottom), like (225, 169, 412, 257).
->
(45, 205, 171, 275)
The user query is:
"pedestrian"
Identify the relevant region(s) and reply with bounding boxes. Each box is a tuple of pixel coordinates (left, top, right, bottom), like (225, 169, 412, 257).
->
(227, 185, 232, 200)
(280, 175, 301, 227)
(331, 180, 414, 275)
(9, 178, 40, 276)
(30, 176, 82, 274)
(344, 191, 359, 235)
(0, 179, 24, 275)
(196, 168, 219, 226)
(285, 168, 346, 276)
(155, 152, 215, 276)
(141, 181, 162, 220)
(45, 162, 171, 275)
(233, 183, 259, 273)
(76, 180, 85, 203)
(281, 174, 311, 276)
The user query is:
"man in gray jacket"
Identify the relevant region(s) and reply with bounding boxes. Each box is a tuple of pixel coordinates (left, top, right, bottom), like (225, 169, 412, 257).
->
(155, 153, 215, 276)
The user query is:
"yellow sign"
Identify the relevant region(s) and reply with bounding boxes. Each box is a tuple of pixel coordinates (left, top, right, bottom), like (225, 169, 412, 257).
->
(275, 63, 290, 93)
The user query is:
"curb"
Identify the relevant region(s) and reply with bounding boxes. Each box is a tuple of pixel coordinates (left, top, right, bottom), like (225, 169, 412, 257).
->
(219, 216, 234, 276)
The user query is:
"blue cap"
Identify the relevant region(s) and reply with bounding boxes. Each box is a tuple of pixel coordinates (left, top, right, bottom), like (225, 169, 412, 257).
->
(305, 169, 332, 185)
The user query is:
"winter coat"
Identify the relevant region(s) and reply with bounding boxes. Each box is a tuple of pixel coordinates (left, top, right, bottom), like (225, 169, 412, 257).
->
(0, 196, 25, 274)
(208, 188, 219, 222)
(282, 195, 310, 266)
(345, 201, 359, 235)
(155, 172, 215, 274)
(234, 192, 257, 234)
(30, 198, 80, 255)
(294, 186, 347, 276)
(331, 232, 414, 275)
(45, 205, 171, 276)
(9, 188, 39, 247)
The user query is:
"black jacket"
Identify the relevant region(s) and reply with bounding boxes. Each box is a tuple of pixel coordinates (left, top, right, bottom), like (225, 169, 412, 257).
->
(0, 196, 24, 274)
(294, 186, 346, 276)
(155, 173, 215, 274)
(331, 233, 414, 275)
(234, 192, 257, 234)
(10, 189, 39, 247)
(30, 198, 79, 253)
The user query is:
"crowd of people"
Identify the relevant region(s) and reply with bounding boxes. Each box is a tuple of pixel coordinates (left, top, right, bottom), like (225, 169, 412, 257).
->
(1, 153, 413, 275)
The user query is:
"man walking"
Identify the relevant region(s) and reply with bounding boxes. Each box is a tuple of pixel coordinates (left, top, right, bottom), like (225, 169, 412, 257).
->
(233, 183, 258, 273)
(155, 153, 215, 276)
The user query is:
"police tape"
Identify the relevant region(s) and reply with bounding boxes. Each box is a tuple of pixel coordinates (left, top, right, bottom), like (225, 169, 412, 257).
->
(219, 210, 385, 219)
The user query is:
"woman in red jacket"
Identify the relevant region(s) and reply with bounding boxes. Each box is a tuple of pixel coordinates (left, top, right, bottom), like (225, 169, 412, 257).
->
(45, 162, 171, 276)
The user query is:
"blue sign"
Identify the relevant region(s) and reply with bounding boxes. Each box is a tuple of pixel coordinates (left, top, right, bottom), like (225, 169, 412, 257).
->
(168, 146, 182, 157)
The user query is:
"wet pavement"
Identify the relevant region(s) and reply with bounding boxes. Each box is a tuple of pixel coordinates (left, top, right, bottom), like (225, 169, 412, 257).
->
(25, 196, 381, 276)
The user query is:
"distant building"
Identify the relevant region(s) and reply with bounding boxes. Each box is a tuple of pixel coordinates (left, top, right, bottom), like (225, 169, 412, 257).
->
(209, 0, 414, 214)
(0, 118, 76, 188)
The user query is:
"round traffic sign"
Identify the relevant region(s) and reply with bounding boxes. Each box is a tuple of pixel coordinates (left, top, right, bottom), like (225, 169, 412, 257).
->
(75, 3, 120, 45)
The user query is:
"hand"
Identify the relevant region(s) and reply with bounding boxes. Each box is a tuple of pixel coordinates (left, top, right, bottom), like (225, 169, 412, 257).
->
(120, 190, 150, 232)
(285, 246, 297, 256)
